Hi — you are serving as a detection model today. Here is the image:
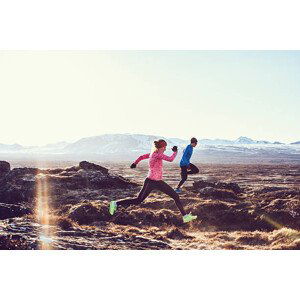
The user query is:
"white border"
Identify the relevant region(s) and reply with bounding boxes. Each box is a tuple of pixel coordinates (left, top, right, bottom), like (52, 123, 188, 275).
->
(0, 251, 299, 299)
(0, 0, 300, 49)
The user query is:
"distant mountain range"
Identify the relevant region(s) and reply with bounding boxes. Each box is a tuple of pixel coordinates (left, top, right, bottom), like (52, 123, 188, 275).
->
(0, 134, 299, 154)
(1, 134, 300, 164)
(0, 143, 24, 152)
(197, 136, 286, 145)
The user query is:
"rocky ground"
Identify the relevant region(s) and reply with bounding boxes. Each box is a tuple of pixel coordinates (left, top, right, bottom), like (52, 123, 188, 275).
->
(0, 160, 299, 250)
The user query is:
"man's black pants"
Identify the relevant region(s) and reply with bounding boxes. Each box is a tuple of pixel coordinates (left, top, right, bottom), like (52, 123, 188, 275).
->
(177, 163, 199, 189)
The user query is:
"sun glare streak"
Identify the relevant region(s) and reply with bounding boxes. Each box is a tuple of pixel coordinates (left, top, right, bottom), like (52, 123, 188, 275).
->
(260, 213, 300, 241)
(261, 215, 283, 230)
(248, 198, 300, 241)
(35, 173, 55, 250)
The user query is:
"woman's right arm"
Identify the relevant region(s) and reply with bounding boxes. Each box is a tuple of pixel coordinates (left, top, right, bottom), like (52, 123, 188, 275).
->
(134, 153, 150, 164)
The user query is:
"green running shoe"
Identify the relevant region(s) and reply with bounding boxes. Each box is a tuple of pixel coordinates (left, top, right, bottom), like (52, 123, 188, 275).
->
(109, 201, 117, 215)
(183, 213, 197, 223)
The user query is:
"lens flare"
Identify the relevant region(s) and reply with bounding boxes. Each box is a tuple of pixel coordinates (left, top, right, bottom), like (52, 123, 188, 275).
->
(261, 214, 283, 230)
(35, 173, 55, 250)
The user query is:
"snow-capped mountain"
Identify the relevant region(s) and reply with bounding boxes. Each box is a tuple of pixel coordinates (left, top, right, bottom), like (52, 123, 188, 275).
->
(200, 136, 284, 146)
(234, 136, 256, 144)
(63, 134, 187, 154)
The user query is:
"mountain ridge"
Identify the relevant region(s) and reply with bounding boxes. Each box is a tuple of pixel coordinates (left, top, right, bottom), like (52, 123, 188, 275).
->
(0, 134, 299, 156)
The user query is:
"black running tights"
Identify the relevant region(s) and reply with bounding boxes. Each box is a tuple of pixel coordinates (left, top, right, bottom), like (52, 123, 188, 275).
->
(116, 178, 186, 216)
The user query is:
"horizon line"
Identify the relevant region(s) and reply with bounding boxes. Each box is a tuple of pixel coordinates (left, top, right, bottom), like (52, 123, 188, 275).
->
(1, 132, 299, 148)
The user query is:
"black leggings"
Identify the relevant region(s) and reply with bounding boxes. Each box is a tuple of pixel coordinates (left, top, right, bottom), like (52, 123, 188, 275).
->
(116, 178, 186, 216)
(177, 163, 199, 189)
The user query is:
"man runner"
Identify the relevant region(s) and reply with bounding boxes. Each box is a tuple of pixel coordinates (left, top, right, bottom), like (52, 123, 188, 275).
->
(175, 137, 199, 193)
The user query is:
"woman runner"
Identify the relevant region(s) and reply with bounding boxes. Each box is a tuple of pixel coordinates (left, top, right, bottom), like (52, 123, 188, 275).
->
(109, 139, 197, 223)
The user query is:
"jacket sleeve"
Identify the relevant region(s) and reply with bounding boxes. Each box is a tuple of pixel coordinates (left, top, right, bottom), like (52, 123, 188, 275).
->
(134, 153, 150, 164)
(187, 146, 193, 161)
(156, 151, 177, 162)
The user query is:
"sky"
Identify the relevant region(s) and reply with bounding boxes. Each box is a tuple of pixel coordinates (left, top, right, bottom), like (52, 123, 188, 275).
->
(0, 50, 299, 146)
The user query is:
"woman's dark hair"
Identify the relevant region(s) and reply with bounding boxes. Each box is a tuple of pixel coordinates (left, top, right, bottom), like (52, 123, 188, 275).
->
(191, 137, 198, 144)
(154, 139, 167, 149)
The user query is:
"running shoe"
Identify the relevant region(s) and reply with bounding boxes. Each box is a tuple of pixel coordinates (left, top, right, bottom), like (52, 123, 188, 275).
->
(183, 213, 197, 223)
(175, 188, 182, 193)
(109, 201, 117, 215)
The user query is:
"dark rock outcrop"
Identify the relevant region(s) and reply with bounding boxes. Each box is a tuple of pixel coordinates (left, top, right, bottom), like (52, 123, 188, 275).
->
(68, 203, 110, 225)
(0, 203, 31, 219)
(256, 188, 300, 200)
(0, 161, 136, 204)
(193, 179, 242, 194)
(1, 163, 300, 250)
(198, 187, 238, 200)
(192, 201, 274, 231)
(0, 161, 10, 176)
(0, 167, 39, 204)
(79, 161, 108, 174)
(0, 179, 36, 204)
(257, 198, 300, 229)
(255, 186, 288, 194)
(192, 178, 300, 230)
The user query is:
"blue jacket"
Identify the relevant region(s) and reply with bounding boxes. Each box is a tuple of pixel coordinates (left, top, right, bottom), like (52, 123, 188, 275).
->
(180, 144, 193, 167)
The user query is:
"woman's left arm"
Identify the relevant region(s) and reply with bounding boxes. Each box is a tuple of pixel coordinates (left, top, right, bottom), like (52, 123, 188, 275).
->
(157, 151, 177, 162)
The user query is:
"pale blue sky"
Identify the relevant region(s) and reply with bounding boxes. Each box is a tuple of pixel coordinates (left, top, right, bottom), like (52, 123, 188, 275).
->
(0, 51, 299, 145)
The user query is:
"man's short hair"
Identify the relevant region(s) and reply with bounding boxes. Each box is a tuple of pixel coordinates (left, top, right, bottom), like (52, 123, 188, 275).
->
(191, 137, 198, 144)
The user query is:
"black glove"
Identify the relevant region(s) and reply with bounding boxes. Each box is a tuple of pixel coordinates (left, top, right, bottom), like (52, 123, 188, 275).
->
(130, 163, 137, 169)
(172, 146, 178, 152)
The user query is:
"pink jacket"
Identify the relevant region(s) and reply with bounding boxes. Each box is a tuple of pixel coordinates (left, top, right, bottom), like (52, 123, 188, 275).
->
(134, 151, 177, 181)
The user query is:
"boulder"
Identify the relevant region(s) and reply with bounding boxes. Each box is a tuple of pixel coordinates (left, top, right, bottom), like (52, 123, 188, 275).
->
(79, 161, 108, 174)
(0, 161, 10, 176)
